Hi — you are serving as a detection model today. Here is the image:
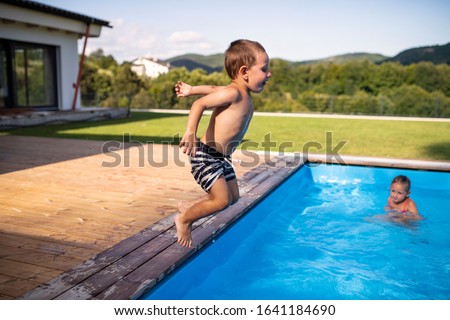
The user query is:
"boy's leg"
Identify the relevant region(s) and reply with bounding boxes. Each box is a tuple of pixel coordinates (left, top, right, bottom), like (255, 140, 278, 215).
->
(227, 178, 239, 204)
(175, 176, 231, 247)
(178, 194, 211, 215)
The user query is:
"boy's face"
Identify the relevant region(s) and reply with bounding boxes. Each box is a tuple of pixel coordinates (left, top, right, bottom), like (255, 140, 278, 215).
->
(390, 182, 410, 204)
(247, 51, 271, 93)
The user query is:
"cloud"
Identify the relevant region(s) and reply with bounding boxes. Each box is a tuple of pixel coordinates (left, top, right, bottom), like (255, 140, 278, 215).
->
(166, 31, 218, 56)
(82, 21, 220, 62)
(84, 18, 160, 62)
(167, 31, 203, 43)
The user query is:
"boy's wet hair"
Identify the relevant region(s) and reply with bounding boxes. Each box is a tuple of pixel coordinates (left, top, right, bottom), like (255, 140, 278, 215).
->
(224, 39, 266, 79)
(392, 175, 411, 191)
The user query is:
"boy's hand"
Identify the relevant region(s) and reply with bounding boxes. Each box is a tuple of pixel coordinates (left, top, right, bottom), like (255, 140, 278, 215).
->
(175, 81, 192, 97)
(179, 131, 197, 156)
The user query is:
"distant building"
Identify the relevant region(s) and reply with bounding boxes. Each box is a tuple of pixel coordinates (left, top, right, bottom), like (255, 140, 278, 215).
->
(131, 57, 170, 78)
(0, 0, 110, 111)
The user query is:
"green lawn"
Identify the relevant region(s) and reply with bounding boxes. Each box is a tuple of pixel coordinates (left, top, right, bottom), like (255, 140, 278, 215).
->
(2, 111, 450, 161)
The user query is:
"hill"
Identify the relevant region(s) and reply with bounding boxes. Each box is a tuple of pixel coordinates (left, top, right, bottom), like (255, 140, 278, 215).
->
(383, 42, 450, 65)
(164, 53, 223, 73)
(165, 52, 388, 72)
(164, 42, 450, 73)
(300, 52, 388, 65)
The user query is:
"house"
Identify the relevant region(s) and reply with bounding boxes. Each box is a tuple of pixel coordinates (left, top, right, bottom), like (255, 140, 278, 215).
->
(131, 57, 169, 78)
(0, 0, 127, 127)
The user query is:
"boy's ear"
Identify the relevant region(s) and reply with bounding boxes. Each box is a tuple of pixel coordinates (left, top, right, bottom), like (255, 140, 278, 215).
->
(239, 65, 249, 80)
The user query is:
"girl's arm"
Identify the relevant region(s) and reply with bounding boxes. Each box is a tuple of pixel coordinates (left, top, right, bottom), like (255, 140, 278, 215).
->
(385, 197, 393, 210)
(175, 81, 225, 97)
(407, 200, 421, 218)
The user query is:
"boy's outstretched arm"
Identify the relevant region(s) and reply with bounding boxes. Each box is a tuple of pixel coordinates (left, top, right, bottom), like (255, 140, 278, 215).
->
(179, 86, 240, 156)
(175, 81, 225, 97)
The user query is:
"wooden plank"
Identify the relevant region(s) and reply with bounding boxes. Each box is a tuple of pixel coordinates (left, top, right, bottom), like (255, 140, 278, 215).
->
(0, 222, 125, 248)
(0, 198, 177, 220)
(0, 233, 98, 260)
(0, 209, 156, 231)
(0, 244, 83, 271)
(0, 224, 108, 250)
(0, 213, 148, 239)
(0, 136, 107, 174)
(55, 232, 178, 299)
(20, 215, 175, 299)
(0, 274, 41, 299)
(0, 259, 61, 283)
(0, 293, 15, 300)
(95, 243, 195, 300)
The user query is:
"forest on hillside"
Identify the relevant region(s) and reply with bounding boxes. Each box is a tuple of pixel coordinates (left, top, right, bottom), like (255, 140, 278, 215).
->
(81, 49, 450, 117)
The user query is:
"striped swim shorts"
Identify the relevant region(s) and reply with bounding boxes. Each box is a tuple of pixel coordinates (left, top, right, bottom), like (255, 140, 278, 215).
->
(190, 141, 236, 192)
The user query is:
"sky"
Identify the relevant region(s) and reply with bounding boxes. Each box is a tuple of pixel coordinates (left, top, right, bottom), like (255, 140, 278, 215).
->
(39, 0, 450, 63)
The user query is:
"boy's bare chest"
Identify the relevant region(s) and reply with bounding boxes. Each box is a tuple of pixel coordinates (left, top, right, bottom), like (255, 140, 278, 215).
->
(233, 97, 254, 118)
(217, 98, 253, 120)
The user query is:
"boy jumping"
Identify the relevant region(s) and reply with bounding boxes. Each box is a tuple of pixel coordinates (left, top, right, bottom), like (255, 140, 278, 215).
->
(175, 39, 271, 247)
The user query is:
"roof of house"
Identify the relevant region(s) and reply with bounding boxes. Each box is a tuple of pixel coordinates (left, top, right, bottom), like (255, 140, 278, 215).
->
(0, 0, 111, 27)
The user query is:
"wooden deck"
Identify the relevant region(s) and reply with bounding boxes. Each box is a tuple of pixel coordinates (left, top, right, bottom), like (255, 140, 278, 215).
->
(0, 135, 298, 299)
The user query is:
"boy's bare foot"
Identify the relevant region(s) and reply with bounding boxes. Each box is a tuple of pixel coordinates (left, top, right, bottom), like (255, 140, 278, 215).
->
(174, 213, 192, 247)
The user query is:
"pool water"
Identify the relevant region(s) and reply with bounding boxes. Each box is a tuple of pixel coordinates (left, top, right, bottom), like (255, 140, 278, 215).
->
(142, 164, 450, 300)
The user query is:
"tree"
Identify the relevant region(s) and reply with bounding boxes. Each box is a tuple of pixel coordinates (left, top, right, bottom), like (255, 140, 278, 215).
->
(79, 48, 450, 117)
(370, 62, 406, 94)
(103, 63, 141, 108)
(87, 48, 118, 70)
(384, 85, 433, 116)
(407, 62, 443, 93)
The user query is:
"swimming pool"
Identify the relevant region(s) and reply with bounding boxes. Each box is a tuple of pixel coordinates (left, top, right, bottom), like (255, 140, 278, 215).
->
(142, 164, 450, 300)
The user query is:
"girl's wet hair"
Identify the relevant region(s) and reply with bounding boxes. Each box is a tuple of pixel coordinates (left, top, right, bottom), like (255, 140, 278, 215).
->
(224, 39, 266, 79)
(392, 175, 411, 191)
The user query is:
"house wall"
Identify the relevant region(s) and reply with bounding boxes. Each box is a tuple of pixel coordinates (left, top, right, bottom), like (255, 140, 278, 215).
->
(131, 57, 169, 78)
(0, 2, 105, 111)
(0, 22, 80, 110)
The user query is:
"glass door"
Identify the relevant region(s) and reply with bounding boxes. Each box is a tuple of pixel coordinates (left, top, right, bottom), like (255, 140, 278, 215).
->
(0, 39, 58, 110)
(0, 41, 8, 108)
(12, 43, 57, 108)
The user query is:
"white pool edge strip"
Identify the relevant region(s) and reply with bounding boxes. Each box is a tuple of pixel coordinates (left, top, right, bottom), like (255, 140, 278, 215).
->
(251, 151, 450, 172)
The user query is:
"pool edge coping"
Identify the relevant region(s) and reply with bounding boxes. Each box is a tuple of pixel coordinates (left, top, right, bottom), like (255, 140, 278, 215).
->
(254, 152, 450, 172)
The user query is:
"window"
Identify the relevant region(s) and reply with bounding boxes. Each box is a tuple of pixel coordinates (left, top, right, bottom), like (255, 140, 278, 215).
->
(0, 39, 58, 110)
(0, 41, 8, 108)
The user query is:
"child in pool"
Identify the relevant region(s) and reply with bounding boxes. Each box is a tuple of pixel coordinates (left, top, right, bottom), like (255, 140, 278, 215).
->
(385, 175, 422, 221)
